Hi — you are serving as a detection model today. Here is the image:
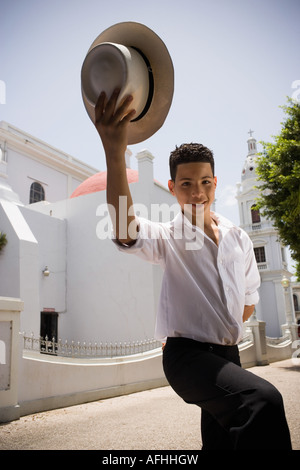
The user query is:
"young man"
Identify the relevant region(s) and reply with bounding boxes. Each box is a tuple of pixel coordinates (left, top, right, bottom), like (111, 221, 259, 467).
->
(95, 89, 292, 450)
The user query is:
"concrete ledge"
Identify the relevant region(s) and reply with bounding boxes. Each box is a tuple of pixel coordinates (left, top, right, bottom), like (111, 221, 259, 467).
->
(19, 377, 168, 417)
(19, 347, 167, 417)
(0, 404, 20, 423)
(0, 297, 24, 313)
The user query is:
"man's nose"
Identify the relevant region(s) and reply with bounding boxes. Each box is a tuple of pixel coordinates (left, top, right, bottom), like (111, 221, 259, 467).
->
(192, 183, 204, 197)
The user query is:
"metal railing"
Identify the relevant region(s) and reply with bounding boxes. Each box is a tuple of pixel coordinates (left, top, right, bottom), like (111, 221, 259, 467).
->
(257, 263, 268, 270)
(22, 333, 162, 358)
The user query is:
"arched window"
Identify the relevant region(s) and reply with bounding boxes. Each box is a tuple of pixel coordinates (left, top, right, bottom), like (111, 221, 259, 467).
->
(251, 204, 261, 224)
(29, 182, 45, 204)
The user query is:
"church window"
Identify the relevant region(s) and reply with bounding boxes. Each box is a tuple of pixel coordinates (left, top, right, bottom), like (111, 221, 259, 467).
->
(29, 181, 45, 204)
(251, 205, 261, 223)
(254, 247, 266, 263)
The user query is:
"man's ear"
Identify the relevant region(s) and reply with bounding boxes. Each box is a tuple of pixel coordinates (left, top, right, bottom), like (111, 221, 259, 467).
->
(168, 179, 175, 196)
(214, 176, 217, 188)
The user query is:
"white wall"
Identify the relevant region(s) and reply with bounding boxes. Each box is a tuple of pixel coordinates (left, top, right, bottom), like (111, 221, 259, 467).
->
(42, 183, 167, 345)
(7, 149, 69, 204)
(0, 121, 99, 207)
(19, 348, 167, 416)
(0, 199, 68, 336)
(0, 202, 22, 298)
(0, 201, 40, 335)
(20, 205, 67, 314)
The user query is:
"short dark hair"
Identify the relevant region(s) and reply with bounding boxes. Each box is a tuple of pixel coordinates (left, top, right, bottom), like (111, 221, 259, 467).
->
(169, 143, 214, 181)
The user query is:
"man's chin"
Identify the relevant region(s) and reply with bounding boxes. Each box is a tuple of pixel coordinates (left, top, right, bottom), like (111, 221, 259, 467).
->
(182, 204, 206, 224)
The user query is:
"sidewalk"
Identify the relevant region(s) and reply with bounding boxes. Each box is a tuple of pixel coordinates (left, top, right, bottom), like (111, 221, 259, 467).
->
(0, 359, 299, 450)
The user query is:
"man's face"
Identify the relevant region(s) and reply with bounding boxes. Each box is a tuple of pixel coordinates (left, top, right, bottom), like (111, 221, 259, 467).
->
(168, 162, 217, 224)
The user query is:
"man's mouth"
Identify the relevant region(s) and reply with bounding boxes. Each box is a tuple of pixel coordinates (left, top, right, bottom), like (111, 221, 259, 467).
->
(192, 202, 207, 208)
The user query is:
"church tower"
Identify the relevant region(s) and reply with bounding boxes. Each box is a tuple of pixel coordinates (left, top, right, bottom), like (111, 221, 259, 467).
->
(236, 131, 296, 338)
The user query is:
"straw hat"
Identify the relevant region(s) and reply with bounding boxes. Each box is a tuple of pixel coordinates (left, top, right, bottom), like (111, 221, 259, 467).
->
(81, 22, 174, 144)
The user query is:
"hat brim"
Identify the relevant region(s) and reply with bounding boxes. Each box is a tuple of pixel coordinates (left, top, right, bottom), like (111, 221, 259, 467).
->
(81, 22, 174, 145)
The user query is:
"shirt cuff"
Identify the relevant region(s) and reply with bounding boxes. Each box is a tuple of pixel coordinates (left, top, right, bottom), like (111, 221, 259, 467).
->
(111, 218, 140, 249)
(245, 291, 259, 306)
(112, 237, 137, 248)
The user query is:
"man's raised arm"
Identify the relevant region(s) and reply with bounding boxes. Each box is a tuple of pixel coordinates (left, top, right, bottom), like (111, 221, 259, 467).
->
(94, 89, 138, 244)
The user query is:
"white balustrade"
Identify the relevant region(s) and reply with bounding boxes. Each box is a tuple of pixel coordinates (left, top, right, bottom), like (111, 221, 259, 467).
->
(22, 332, 162, 358)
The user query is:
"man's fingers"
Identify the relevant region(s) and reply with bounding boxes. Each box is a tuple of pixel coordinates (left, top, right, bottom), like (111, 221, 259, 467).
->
(95, 91, 106, 123)
(94, 88, 135, 133)
(113, 94, 135, 122)
(95, 88, 120, 124)
(104, 88, 121, 118)
(121, 108, 136, 123)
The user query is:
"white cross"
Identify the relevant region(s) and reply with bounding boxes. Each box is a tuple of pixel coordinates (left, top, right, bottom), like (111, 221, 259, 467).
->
(248, 129, 254, 137)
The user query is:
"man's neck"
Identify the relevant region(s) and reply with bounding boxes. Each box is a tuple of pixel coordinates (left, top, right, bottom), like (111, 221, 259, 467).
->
(204, 213, 219, 246)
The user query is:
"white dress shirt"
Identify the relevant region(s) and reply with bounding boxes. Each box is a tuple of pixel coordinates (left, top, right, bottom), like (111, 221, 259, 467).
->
(114, 211, 260, 346)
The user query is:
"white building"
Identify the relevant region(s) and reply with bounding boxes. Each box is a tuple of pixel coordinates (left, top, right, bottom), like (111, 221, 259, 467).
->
(1, 124, 298, 421)
(0, 121, 99, 206)
(0, 121, 176, 345)
(236, 132, 297, 338)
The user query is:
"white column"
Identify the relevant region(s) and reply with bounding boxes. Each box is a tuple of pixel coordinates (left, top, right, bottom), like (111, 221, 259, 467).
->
(0, 297, 24, 423)
(135, 150, 155, 210)
(136, 149, 154, 188)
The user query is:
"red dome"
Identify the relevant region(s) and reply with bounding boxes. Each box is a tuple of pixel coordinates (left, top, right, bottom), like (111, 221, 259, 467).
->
(71, 168, 139, 198)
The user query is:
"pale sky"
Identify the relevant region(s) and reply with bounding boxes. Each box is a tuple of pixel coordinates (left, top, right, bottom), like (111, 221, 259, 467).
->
(1, 0, 299, 226)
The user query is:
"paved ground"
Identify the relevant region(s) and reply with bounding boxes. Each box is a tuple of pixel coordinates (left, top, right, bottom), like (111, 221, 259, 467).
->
(0, 359, 299, 451)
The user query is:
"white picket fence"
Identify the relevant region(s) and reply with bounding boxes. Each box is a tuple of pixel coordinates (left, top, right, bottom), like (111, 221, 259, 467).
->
(22, 332, 162, 358)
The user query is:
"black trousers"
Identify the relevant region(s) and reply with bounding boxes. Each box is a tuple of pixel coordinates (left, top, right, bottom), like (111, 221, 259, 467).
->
(162, 337, 292, 450)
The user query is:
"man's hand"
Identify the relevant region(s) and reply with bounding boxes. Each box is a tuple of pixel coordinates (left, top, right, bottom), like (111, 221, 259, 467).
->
(94, 88, 136, 158)
(243, 305, 255, 322)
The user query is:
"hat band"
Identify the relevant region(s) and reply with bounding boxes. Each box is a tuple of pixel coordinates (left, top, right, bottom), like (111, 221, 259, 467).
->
(130, 47, 154, 122)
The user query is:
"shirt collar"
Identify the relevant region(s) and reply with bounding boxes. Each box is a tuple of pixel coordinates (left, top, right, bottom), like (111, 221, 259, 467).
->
(210, 211, 235, 229)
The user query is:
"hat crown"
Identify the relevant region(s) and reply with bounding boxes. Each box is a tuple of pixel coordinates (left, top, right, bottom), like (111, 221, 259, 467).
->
(81, 42, 150, 120)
